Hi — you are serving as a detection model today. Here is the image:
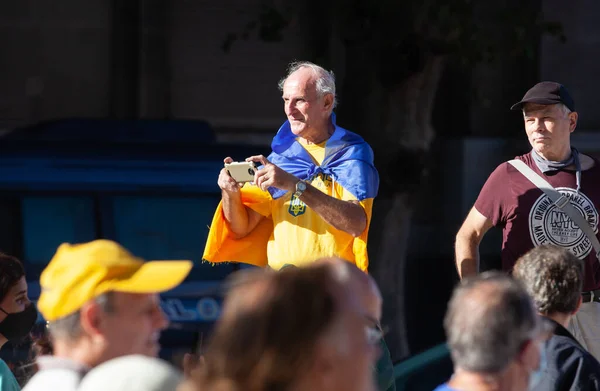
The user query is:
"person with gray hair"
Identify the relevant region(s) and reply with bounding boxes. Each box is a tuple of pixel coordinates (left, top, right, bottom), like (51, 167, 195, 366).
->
(434, 271, 551, 391)
(455, 81, 600, 359)
(204, 61, 379, 271)
(513, 244, 600, 390)
(22, 240, 192, 391)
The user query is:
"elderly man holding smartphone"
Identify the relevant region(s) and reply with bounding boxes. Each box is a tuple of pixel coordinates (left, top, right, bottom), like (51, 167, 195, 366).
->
(203, 61, 379, 271)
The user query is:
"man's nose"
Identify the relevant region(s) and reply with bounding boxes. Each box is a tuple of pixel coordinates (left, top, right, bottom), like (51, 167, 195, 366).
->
(532, 119, 546, 132)
(285, 102, 295, 115)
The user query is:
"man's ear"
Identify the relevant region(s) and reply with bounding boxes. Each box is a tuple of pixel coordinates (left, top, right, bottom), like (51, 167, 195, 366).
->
(322, 93, 334, 113)
(309, 340, 337, 388)
(516, 339, 537, 368)
(569, 111, 579, 133)
(79, 301, 104, 338)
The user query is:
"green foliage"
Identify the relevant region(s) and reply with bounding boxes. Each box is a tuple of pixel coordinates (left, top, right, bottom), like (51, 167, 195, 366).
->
(223, 0, 564, 76)
(222, 3, 291, 52)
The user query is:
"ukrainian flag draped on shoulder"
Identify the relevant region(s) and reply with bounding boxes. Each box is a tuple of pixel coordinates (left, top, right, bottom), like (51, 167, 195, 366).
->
(267, 113, 379, 201)
(202, 113, 379, 269)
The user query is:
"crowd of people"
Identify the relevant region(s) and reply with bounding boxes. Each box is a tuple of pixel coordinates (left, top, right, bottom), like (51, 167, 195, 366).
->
(0, 61, 596, 391)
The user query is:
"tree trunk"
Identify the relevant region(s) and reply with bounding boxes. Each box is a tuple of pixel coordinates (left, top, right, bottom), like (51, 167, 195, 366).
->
(336, 47, 446, 360)
(368, 193, 414, 360)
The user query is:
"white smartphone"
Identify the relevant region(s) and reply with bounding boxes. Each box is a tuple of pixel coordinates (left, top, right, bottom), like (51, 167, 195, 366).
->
(224, 161, 257, 183)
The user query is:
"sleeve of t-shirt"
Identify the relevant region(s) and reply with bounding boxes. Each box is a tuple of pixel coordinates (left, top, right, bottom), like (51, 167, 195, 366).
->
(0, 359, 20, 391)
(473, 162, 513, 226)
(338, 184, 374, 226)
(340, 184, 358, 202)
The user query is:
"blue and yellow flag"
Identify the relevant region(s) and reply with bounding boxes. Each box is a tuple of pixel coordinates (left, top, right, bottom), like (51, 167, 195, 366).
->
(267, 113, 379, 201)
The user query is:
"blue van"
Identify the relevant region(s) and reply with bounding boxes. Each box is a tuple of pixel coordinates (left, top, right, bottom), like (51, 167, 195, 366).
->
(0, 118, 268, 368)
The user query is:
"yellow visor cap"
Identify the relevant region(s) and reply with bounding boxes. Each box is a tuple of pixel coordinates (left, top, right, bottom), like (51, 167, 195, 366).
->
(38, 239, 192, 321)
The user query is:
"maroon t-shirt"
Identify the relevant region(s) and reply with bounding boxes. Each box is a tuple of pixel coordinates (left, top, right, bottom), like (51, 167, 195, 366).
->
(475, 152, 600, 291)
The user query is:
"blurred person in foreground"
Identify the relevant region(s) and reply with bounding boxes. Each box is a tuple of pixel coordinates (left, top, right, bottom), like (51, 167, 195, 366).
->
(513, 245, 600, 390)
(22, 240, 192, 391)
(186, 261, 379, 391)
(203, 61, 379, 272)
(77, 355, 182, 391)
(310, 258, 395, 391)
(434, 272, 551, 391)
(0, 254, 39, 391)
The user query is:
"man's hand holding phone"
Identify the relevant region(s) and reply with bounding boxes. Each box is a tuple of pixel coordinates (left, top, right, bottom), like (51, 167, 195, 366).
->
(218, 157, 245, 193)
(224, 161, 257, 183)
(219, 155, 299, 193)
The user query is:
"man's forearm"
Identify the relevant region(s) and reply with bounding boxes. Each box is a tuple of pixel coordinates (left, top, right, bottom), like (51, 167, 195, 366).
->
(455, 235, 480, 279)
(298, 183, 367, 237)
(221, 190, 251, 238)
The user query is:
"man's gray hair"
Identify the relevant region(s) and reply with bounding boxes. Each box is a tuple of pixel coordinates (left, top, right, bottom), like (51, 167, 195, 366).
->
(444, 272, 538, 373)
(522, 103, 571, 118)
(278, 61, 337, 109)
(47, 292, 116, 340)
(513, 244, 583, 315)
(559, 103, 572, 116)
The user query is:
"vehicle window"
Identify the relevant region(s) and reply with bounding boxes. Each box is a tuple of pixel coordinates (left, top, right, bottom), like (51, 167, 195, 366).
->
(22, 196, 96, 265)
(110, 196, 235, 279)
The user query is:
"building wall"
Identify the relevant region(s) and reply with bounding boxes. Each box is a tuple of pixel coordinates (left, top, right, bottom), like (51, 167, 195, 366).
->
(0, 0, 112, 128)
(168, 0, 308, 129)
(0, 0, 308, 132)
(541, 0, 600, 130)
(1, 1, 598, 132)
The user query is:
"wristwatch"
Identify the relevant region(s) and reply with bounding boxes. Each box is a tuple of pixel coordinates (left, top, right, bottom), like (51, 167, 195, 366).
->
(293, 180, 307, 198)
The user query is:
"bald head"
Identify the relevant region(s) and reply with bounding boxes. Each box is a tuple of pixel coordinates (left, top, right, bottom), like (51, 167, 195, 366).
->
(359, 271, 382, 322)
(310, 258, 382, 323)
(278, 61, 337, 109)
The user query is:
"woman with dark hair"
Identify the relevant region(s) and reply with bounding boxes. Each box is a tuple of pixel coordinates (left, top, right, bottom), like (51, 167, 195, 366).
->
(0, 253, 38, 391)
(17, 322, 53, 382)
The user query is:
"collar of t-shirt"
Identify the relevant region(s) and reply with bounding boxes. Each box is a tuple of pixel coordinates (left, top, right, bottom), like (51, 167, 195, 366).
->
(299, 139, 327, 166)
(531, 147, 581, 191)
(36, 355, 91, 375)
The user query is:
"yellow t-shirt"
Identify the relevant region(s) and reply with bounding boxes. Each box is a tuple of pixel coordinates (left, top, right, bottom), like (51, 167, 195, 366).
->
(246, 141, 374, 270)
(302, 140, 327, 165)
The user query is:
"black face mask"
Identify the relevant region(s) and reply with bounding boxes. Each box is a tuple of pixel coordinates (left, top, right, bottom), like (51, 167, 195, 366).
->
(0, 304, 38, 340)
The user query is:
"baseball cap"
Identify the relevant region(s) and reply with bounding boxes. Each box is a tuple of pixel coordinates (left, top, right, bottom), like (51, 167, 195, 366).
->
(38, 239, 193, 321)
(77, 355, 182, 391)
(510, 81, 575, 112)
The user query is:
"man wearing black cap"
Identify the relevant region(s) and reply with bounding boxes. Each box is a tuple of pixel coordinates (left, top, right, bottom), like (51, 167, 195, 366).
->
(455, 81, 600, 359)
